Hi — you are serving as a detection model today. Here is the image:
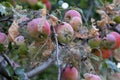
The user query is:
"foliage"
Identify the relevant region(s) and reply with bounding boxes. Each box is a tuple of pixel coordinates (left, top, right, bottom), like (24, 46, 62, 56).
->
(0, 0, 120, 80)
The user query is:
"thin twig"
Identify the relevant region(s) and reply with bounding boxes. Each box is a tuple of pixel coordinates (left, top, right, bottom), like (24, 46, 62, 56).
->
(2, 54, 13, 67)
(26, 58, 54, 78)
(1, 76, 7, 80)
(2, 53, 29, 80)
(26, 47, 62, 78)
(0, 61, 12, 80)
(0, 15, 13, 22)
(51, 24, 61, 80)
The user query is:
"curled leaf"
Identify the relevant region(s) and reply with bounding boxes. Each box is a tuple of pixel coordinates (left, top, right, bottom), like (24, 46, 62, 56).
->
(8, 20, 19, 42)
(49, 14, 59, 26)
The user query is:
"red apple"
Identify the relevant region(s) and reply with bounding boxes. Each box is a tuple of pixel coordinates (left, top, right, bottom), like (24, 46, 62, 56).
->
(84, 73, 101, 80)
(55, 22, 74, 44)
(69, 17, 82, 32)
(64, 10, 81, 23)
(44, 1, 51, 11)
(61, 65, 80, 80)
(0, 32, 7, 44)
(27, 18, 51, 41)
(100, 34, 116, 49)
(110, 32, 120, 49)
(92, 47, 112, 59)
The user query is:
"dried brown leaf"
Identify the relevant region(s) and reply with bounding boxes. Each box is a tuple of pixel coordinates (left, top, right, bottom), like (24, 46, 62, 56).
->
(74, 32, 88, 39)
(49, 14, 59, 26)
(8, 20, 19, 42)
(106, 4, 115, 11)
(97, 19, 108, 27)
(96, 10, 106, 16)
(41, 9, 47, 17)
(42, 50, 52, 57)
(89, 27, 99, 37)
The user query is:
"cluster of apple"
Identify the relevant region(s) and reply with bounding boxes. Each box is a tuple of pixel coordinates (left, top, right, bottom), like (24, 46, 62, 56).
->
(21, 0, 51, 10)
(55, 10, 82, 44)
(27, 9, 82, 44)
(20, 0, 120, 61)
(89, 31, 120, 59)
(26, 9, 102, 80)
(8, 9, 120, 80)
(1, 5, 120, 79)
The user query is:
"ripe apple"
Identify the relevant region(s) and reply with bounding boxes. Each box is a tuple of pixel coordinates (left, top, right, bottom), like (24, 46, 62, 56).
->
(27, 18, 51, 41)
(92, 47, 112, 59)
(55, 22, 74, 44)
(88, 36, 101, 49)
(64, 10, 81, 23)
(100, 34, 116, 49)
(69, 17, 82, 32)
(44, 1, 51, 11)
(110, 32, 120, 49)
(0, 32, 7, 44)
(84, 73, 101, 80)
(61, 65, 80, 80)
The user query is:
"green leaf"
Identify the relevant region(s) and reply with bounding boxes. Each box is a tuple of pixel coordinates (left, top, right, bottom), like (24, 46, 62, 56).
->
(1, 2, 13, 8)
(0, 56, 4, 62)
(6, 65, 14, 77)
(105, 60, 120, 72)
(99, 60, 107, 70)
(13, 44, 27, 55)
(91, 55, 100, 61)
(0, 4, 7, 15)
(106, 0, 113, 3)
(0, 44, 5, 52)
(15, 67, 26, 80)
(8, 42, 13, 51)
